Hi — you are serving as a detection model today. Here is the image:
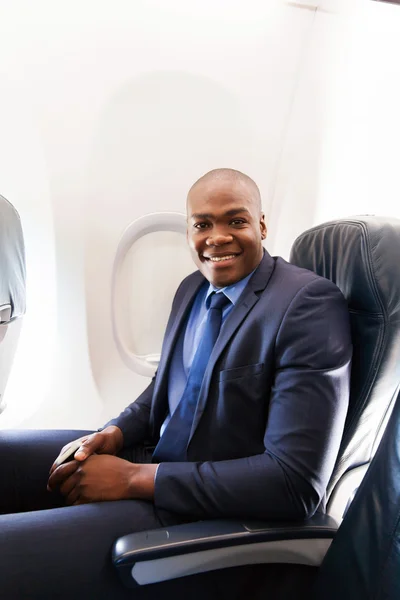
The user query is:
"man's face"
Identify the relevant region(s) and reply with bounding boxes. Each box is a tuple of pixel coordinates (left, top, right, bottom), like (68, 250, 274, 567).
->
(187, 178, 267, 288)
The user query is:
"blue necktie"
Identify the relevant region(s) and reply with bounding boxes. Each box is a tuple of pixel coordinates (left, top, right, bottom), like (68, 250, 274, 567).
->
(153, 292, 231, 462)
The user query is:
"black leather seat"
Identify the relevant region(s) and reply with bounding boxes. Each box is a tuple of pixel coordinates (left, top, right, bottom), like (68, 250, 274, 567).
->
(291, 216, 400, 516)
(111, 216, 400, 598)
(311, 384, 400, 599)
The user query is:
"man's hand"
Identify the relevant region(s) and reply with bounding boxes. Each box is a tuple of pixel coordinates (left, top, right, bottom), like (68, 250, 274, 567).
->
(47, 455, 157, 505)
(49, 426, 124, 477)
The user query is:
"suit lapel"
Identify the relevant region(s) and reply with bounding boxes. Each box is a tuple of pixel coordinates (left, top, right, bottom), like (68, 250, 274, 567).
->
(188, 251, 276, 442)
(151, 271, 205, 428)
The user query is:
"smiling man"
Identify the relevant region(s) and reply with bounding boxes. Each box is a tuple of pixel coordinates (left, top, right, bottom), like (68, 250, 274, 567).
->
(187, 169, 266, 288)
(0, 169, 352, 599)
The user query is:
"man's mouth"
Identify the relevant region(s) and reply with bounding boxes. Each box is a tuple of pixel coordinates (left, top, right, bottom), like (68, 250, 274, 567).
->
(203, 253, 241, 264)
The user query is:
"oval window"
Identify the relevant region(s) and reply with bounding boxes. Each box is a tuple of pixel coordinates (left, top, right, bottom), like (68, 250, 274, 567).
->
(112, 213, 194, 376)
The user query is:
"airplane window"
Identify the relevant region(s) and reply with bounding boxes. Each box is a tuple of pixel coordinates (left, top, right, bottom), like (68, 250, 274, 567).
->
(112, 215, 194, 376)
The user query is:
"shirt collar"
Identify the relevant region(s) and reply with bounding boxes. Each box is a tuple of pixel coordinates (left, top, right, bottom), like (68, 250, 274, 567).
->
(205, 268, 257, 308)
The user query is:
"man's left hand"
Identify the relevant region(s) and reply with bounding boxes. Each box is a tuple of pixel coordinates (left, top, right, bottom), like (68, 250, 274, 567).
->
(47, 455, 157, 505)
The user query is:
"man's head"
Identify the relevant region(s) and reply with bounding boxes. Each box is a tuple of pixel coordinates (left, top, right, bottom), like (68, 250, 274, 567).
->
(186, 168, 267, 288)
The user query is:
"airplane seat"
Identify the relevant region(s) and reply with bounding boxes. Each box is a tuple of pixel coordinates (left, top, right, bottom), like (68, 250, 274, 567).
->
(290, 215, 400, 522)
(310, 382, 400, 598)
(0, 194, 26, 415)
(112, 216, 400, 597)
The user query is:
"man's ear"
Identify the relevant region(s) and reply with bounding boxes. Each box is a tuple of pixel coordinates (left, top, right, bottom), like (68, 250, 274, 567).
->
(260, 214, 267, 240)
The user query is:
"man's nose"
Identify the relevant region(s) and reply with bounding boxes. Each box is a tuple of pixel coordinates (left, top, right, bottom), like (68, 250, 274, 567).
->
(205, 230, 234, 246)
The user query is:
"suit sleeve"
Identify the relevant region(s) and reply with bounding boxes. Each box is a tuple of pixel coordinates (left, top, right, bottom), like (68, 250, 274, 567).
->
(154, 277, 352, 521)
(103, 378, 155, 448)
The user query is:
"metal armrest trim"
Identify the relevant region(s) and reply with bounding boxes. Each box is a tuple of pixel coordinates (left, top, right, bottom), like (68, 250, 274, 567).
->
(113, 516, 338, 587)
(130, 537, 332, 585)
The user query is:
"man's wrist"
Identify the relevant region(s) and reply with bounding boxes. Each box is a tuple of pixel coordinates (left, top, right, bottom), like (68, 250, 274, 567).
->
(128, 463, 158, 500)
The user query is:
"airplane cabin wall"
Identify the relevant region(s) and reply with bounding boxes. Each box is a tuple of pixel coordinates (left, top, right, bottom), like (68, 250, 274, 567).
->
(0, 0, 399, 430)
(268, 0, 400, 255)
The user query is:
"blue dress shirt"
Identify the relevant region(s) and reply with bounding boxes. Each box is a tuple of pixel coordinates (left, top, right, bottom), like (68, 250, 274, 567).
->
(161, 269, 255, 436)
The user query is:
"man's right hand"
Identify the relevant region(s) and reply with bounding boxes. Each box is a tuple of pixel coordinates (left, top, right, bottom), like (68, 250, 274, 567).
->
(49, 426, 124, 476)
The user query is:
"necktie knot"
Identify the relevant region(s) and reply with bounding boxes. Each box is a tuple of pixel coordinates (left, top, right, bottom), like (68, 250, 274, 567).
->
(209, 292, 231, 311)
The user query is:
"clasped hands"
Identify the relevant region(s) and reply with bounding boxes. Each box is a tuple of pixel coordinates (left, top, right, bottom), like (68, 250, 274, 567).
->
(47, 426, 157, 506)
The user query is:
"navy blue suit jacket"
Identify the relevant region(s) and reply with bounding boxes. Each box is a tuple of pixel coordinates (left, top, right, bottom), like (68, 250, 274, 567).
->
(108, 252, 352, 521)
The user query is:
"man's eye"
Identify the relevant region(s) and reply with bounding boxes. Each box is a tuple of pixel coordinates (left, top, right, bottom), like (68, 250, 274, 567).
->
(231, 219, 246, 226)
(194, 223, 210, 229)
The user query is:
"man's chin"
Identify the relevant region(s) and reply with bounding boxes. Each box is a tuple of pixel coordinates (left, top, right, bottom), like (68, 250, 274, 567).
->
(205, 269, 241, 288)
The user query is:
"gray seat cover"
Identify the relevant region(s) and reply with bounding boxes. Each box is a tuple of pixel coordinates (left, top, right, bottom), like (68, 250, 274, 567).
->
(0, 194, 26, 320)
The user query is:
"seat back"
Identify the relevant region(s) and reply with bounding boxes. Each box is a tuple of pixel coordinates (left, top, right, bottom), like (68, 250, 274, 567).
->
(290, 217, 400, 511)
(311, 387, 400, 599)
(0, 194, 26, 413)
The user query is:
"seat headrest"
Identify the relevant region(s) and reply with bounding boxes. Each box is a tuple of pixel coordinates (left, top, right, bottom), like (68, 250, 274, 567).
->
(290, 216, 400, 495)
(0, 195, 26, 321)
(290, 216, 400, 318)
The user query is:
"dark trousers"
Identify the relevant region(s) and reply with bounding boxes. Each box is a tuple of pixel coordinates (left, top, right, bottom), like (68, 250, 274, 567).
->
(0, 430, 317, 600)
(0, 430, 190, 600)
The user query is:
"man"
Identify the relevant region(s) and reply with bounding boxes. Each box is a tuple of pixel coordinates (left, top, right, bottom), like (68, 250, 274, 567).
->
(0, 169, 352, 599)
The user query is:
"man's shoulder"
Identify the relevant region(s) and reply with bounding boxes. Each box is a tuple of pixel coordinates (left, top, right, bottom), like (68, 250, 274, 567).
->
(272, 255, 340, 293)
(178, 269, 205, 289)
(171, 270, 205, 304)
(274, 255, 318, 279)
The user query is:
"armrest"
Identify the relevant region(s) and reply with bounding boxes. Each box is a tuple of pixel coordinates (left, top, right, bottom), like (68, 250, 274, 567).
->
(0, 304, 11, 324)
(112, 514, 338, 587)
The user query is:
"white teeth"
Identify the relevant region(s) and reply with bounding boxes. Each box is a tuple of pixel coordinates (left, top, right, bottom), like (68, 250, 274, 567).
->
(208, 255, 236, 262)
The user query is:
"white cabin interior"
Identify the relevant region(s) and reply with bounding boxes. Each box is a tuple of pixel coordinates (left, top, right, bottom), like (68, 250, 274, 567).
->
(1, 0, 400, 431)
